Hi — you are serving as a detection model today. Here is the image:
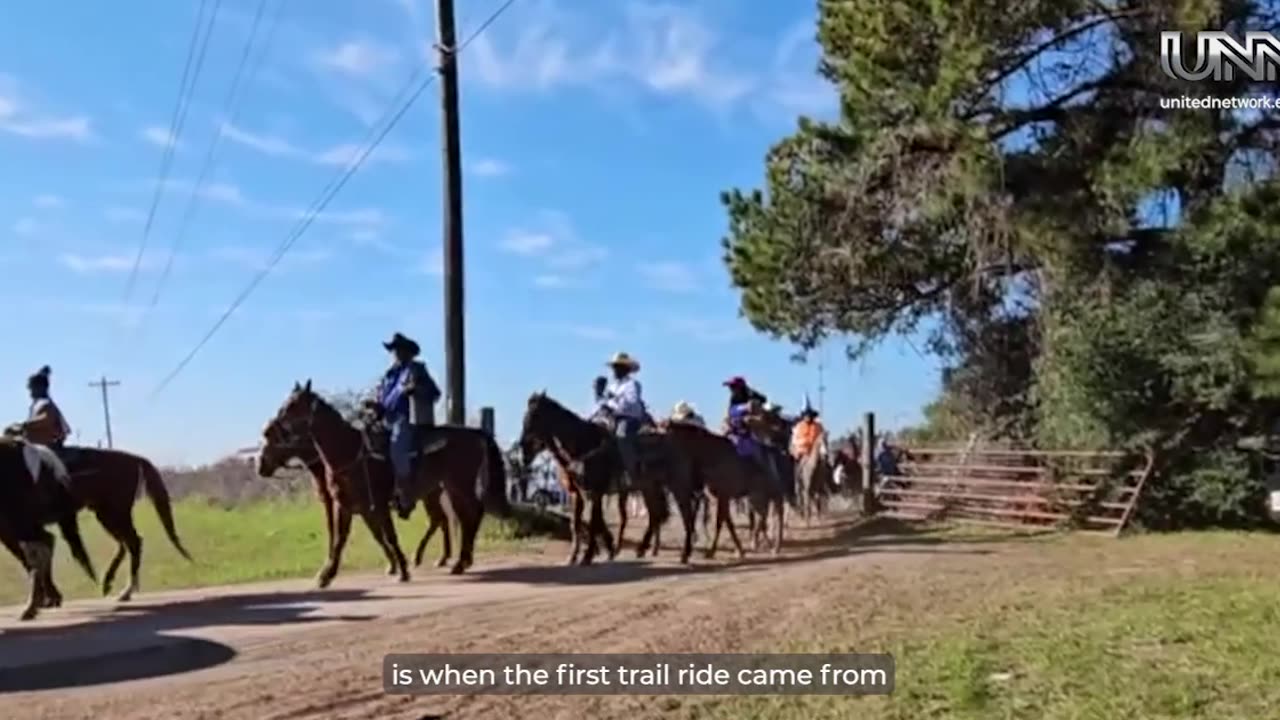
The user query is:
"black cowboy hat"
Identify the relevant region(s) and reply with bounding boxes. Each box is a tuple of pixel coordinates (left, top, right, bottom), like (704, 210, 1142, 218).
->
(27, 365, 50, 387)
(382, 332, 420, 357)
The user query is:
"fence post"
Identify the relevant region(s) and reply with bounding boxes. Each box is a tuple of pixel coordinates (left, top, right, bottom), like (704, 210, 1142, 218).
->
(479, 406, 495, 435)
(861, 412, 880, 515)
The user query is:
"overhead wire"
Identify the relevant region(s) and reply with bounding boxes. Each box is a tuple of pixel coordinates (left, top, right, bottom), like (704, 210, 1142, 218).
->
(120, 0, 224, 306)
(145, 0, 521, 401)
(131, 0, 286, 347)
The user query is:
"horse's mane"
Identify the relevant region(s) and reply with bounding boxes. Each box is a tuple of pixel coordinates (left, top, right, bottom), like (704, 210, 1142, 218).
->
(532, 392, 582, 422)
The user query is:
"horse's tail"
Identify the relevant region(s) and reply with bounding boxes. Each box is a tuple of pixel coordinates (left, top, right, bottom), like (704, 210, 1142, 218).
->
(55, 507, 96, 583)
(480, 433, 513, 517)
(139, 459, 193, 561)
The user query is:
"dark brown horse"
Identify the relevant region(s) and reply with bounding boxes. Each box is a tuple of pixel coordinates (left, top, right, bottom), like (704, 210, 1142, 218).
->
(256, 417, 454, 571)
(0, 440, 191, 604)
(661, 420, 786, 555)
(0, 438, 96, 619)
(520, 392, 696, 565)
(269, 381, 510, 583)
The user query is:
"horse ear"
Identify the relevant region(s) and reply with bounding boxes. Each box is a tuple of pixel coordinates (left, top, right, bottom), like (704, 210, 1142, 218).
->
(303, 379, 312, 393)
(292, 381, 301, 391)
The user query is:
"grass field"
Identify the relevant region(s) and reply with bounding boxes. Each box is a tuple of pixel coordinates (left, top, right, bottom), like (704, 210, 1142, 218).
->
(0, 496, 547, 605)
(694, 526, 1280, 720)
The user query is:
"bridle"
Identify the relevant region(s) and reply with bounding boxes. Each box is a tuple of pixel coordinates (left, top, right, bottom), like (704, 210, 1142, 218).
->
(272, 394, 370, 477)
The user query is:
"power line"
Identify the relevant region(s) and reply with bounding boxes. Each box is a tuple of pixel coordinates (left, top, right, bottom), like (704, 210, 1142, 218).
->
(145, 0, 521, 401)
(120, 0, 224, 306)
(136, 0, 285, 337)
(88, 376, 121, 448)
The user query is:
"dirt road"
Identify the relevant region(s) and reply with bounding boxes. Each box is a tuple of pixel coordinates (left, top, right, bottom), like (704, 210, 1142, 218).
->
(0, 513, 1007, 719)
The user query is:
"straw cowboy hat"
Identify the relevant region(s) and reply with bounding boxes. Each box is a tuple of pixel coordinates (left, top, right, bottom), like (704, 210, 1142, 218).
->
(723, 375, 746, 388)
(606, 352, 640, 371)
(382, 332, 420, 358)
(672, 400, 695, 418)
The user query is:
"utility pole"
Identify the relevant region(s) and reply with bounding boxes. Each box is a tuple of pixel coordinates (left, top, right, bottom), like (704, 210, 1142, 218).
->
(88, 376, 120, 448)
(437, 0, 466, 425)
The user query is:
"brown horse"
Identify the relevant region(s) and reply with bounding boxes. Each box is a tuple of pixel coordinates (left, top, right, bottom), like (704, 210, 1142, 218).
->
(0, 438, 97, 618)
(520, 392, 696, 565)
(269, 381, 510, 583)
(661, 420, 786, 555)
(256, 417, 454, 571)
(0, 441, 192, 603)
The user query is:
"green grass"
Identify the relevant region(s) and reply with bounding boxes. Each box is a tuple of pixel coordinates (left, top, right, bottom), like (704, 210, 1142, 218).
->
(690, 528, 1280, 720)
(0, 496, 547, 605)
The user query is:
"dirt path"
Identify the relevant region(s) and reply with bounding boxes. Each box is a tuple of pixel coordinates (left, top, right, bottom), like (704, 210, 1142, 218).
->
(0, 513, 1013, 719)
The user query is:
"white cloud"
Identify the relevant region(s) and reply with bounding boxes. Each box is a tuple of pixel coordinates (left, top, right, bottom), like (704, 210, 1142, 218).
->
(753, 22, 839, 121)
(0, 74, 92, 141)
(639, 260, 698, 293)
(32, 194, 63, 209)
(58, 252, 143, 274)
(470, 158, 511, 177)
(665, 317, 747, 343)
(546, 245, 607, 270)
(12, 217, 38, 235)
(467, 2, 753, 109)
(500, 229, 554, 255)
(154, 178, 386, 227)
(220, 121, 410, 166)
(313, 40, 399, 77)
(141, 125, 180, 148)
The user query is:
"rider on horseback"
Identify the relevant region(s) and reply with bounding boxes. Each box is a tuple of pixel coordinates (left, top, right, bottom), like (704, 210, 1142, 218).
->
(594, 352, 646, 487)
(367, 333, 444, 519)
(722, 377, 783, 488)
(9, 366, 70, 449)
(790, 396, 826, 460)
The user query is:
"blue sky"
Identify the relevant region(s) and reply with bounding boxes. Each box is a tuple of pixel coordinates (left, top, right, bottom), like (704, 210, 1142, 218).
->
(0, 0, 939, 466)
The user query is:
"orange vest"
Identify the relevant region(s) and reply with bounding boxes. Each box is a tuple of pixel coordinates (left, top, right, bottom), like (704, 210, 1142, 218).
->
(790, 419, 824, 457)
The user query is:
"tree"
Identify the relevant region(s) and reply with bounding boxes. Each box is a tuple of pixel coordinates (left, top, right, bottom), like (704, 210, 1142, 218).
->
(722, 0, 1280, 526)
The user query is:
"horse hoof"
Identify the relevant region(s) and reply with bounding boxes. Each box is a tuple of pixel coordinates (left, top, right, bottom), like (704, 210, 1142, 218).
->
(398, 573, 411, 583)
(100, 584, 112, 597)
(116, 590, 134, 603)
(435, 557, 449, 569)
(315, 573, 334, 590)
(449, 563, 466, 575)
(44, 595, 62, 608)
(18, 607, 37, 621)
(386, 565, 399, 576)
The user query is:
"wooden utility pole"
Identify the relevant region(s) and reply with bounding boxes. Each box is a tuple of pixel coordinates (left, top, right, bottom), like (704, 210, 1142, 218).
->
(88, 376, 120, 448)
(437, 0, 466, 425)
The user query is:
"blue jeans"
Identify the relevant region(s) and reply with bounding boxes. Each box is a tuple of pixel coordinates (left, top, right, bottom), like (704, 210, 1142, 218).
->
(615, 416, 640, 485)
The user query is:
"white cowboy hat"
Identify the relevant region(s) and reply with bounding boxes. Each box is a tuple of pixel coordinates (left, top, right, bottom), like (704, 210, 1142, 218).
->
(764, 402, 781, 413)
(672, 400, 694, 417)
(606, 352, 640, 371)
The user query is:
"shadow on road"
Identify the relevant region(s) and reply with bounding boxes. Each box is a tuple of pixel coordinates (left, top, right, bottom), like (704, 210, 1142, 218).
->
(0, 587, 387, 692)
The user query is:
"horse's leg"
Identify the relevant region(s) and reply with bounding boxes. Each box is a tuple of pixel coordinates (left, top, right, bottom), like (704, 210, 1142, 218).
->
(450, 492, 480, 576)
(433, 491, 453, 568)
(583, 493, 610, 566)
(2, 528, 59, 608)
(676, 489, 696, 564)
(18, 533, 53, 621)
(707, 495, 726, 559)
(567, 488, 585, 565)
(317, 506, 353, 589)
(612, 490, 627, 560)
(372, 503, 411, 582)
(774, 495, 785, 555)
(94, 509, 142, 602)
(414, 492, 443, 568)
(359, 512, 404, 578)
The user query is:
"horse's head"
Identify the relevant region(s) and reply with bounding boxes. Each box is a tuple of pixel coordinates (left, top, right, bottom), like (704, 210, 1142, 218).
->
(256, 415, 310, 478)
(519, 390, 554, 466)
(274, 379, 324, 437)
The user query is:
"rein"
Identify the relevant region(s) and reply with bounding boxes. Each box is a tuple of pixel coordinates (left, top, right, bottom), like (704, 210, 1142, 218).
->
(277, 395, 374, 491)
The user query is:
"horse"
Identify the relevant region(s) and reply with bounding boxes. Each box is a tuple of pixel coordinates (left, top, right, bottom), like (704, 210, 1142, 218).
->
(660, 420, 786, 556)
(270, 380, 510, 583)
(0, 434, 191, 603)
(256, 416, 454, 571)
(0, 438, 96, 620)
(795, 436, 833, 524)
(520, 392, 696, 565)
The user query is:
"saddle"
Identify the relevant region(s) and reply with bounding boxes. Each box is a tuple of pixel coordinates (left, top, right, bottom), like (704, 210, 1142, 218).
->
(361, 423, 448, 461)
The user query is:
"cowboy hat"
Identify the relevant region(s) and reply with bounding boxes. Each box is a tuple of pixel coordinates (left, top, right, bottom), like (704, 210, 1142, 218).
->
(672, 400, 694, 417)
(723, 376, 746, 387)
(606, 352, 639, 371)
(382, 332, 420, 357)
